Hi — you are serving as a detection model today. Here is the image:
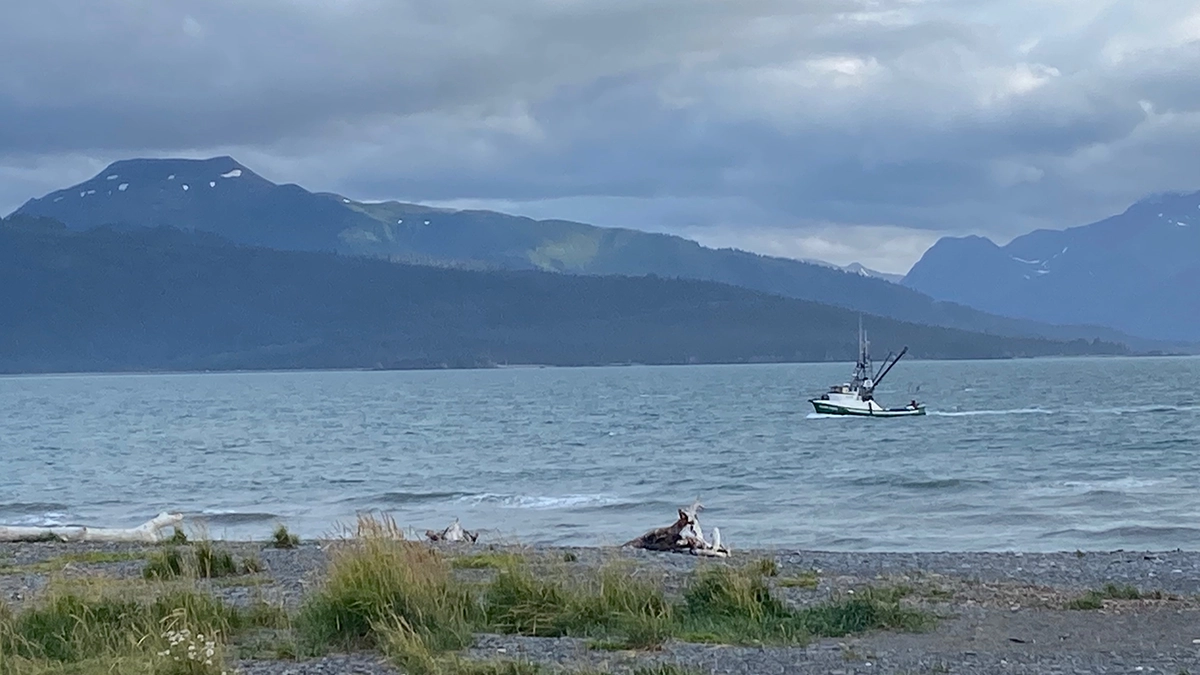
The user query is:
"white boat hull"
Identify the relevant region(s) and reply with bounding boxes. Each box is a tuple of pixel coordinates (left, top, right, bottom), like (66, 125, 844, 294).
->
(810, 397, 925, 417)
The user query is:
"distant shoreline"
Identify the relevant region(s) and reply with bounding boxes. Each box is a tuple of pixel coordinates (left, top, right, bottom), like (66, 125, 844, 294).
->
(0, 351, 1192, 379)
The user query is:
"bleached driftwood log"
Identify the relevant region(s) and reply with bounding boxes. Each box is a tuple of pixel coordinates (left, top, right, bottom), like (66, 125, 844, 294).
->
(623, 500, 730, 557)
(425, 517, 479, 543)
(0, 512, 184, 543)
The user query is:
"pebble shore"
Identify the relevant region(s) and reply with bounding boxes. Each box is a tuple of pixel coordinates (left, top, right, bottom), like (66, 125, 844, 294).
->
(3, 541, 1200, 674)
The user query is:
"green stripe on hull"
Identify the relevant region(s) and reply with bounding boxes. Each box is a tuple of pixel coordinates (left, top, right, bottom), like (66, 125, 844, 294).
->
(810, 401, 925, 417)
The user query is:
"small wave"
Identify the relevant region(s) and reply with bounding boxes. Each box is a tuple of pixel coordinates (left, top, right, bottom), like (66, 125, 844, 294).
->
(194, 511, 281, 525)
(930, 408, 1054, 417)
(805, 413, 854, 420)
(1057, 477, 1173, 493)
(456, 493, 626, 510)
(0, 501, 69, 517)
(1103, 404, 1200, 415)
(0, 502, 75, 527)
(376, 491, 468, 505)
(1040, 525, 1200, 542)
(848, 476, 990, 490)
(591, 498, 677, 513)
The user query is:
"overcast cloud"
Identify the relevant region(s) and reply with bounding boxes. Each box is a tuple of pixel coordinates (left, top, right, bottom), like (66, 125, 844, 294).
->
(3, 0, 1200, 273)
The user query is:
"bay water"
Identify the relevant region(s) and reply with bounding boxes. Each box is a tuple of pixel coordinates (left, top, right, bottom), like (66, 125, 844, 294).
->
(2, 356, 1198, 551)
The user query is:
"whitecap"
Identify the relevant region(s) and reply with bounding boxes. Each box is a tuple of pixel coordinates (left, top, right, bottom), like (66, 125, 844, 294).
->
(456, 493, 625, 510)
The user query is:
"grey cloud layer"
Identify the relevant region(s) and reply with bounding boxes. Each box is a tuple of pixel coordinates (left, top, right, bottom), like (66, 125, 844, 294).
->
(3, 0, 1200, 271)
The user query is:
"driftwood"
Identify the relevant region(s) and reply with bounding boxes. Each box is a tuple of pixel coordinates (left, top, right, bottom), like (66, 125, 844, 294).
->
(0, 512, 184, 543)
(623, 501, 730, 557)
(425, 517, 478, 543)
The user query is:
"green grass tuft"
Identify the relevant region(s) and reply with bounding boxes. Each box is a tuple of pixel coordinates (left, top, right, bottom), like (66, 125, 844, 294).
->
(1066, 594, 1104, 610)
(143, 543, 257, 580)
(1067, 583, 1159, 610)
(271, 524, 301, 550)
(750, 558, 779, 577)
(677, 568, 930, 646)
(194, 541, 238, 578)
(294, 534, 476, 654)
(1097, 583, 1146, 600)
(0, 579, 275, 674)
(143, 548, 187, 580)
(483, 564, 671, 646)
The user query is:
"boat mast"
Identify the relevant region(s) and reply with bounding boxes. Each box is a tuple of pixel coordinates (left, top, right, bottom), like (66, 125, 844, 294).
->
(853, 316, 872, 391)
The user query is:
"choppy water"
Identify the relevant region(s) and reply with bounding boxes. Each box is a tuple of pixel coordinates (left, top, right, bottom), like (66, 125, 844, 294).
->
(2, 357, 1199, 551)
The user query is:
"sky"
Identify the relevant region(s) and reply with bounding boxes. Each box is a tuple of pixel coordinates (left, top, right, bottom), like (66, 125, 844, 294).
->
(3, 1, 1200, 274)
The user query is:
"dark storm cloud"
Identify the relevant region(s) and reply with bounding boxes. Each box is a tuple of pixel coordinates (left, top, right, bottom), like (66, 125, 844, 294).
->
(3, 0, 1200, 272)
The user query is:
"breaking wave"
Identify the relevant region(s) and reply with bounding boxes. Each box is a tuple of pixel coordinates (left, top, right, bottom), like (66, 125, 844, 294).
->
(454, 493, 628, 510)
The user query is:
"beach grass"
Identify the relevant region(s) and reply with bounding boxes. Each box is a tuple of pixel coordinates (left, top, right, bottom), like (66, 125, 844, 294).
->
(1066, 583, 1162, 610)
(293, 515, 934, 664)
(294, 518, 477, 655)
(0, 516, 937, 675)
(0, 550, 146, 575)
(776, 570, 820, 589)
(271, 524, 301, 550)
(0, 573, 283, 675)
(143, 541, 260, 580)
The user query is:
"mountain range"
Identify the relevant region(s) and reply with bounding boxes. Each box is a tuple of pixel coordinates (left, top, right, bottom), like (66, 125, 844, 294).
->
(904, 191, 1200, 342)
(0, 216, 1128, 373)
(13, 156, 1168, 351)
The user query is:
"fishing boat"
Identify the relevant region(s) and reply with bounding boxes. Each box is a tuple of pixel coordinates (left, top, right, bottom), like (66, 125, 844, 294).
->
(809, 321, 925, 417)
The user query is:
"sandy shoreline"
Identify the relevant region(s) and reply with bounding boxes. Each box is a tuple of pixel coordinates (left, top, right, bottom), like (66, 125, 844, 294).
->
(3, 540, 1200, 674)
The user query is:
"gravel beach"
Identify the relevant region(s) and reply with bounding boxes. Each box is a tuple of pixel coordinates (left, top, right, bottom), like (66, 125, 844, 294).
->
(3, 541, 1199, 674)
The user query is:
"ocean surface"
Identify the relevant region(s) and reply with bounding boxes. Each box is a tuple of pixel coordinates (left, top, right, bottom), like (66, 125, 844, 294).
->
(2, 357, 1199, 552)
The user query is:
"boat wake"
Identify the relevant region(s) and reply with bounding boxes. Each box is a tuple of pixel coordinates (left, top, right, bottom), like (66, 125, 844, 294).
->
(930, 404, 1199, 417)
(929, 408, 1055, 417)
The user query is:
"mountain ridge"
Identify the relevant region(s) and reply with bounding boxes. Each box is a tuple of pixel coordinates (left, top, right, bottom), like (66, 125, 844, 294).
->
(903, 190, 1200, 342)
(0, 214, 1134, 374)
(11, 156, 1186, 351)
